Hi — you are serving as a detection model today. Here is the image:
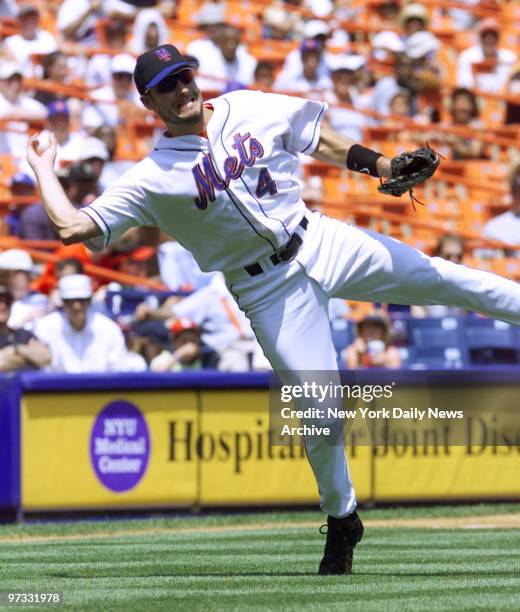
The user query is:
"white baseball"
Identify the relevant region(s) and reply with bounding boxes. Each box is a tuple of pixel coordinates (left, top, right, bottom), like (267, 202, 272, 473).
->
(35, 131, 51, 155)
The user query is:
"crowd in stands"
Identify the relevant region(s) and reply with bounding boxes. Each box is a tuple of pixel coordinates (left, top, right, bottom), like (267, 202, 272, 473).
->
(0, 0, 519, 373)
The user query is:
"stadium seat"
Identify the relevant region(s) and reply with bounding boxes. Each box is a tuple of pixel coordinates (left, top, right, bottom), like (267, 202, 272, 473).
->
(464, 318, 520, 365)
(407, 317, 469, 369)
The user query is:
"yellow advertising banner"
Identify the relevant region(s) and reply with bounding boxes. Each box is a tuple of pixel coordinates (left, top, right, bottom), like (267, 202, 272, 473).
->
(22, 391, 198, 510)
(369, 384, 520, 500)
(197, 390, 372, 505)
(21, 386, 519, 511)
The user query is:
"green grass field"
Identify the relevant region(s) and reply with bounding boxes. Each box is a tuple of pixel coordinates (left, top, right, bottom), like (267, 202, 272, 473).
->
(1, 504, 519, 611)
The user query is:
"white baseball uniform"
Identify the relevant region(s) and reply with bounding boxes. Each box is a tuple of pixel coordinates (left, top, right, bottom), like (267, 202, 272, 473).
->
(80, 89, 520, 518)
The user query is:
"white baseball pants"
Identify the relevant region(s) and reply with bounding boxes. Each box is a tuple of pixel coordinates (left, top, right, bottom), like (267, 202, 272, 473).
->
(225, 212, 520, 518)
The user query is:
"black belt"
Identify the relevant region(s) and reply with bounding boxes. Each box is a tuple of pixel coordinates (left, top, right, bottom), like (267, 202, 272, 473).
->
(244, 216, 308, 277)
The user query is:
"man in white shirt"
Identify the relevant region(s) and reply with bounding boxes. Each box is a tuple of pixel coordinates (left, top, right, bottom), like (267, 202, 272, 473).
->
(456, 18, 517, 93)
(3, 3, 57, 77)
(0, 62, 47, 158)
(274, 40, 332, 95)
(0, 249, 48, 330)
(188, 24, 257, 92)
(325, 54, 370, 142)
(44, 100, 86, 168)
(35, 274, 133, 373)
(82, 54, 141, 130)
(482, 164, 520, 247)
(279, 20, 333, 84)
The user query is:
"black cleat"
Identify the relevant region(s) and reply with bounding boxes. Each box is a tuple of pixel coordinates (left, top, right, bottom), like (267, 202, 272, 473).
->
(318, 511, 364, 575)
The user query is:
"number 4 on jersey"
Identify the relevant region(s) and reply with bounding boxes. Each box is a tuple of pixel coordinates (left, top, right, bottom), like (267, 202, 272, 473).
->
(255, 168, 278, 198)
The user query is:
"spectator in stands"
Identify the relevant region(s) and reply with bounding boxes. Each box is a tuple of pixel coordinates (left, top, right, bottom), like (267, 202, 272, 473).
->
(405, 30, 441, 97)
(275, 39, 332, 94)
(372, 53, 420, 116)
(135, 273, 257, 371)
(58, 0, 136, 45)
(118, 246, 159, 285)
(33, 51, 70, 107)
(325, 55, 370, 142)
(148, 318, 203, 372)
(3, 3, 58, 78)
(94, 124, 135, 191)
(0, 63, 47, 158)
(64, 160, 101, 208)
(446, 87, 485, 160)
(0, 249, 48, 329)
(371, 30, 405, 65)
(16, 172, 57, 240)
(505, 68, 520, 125)
(372, 0, 401, 28)
(0, 284, 51, 371)
(279, 20, 332, 84)
(82, 54, 142, 130)
(85, 19, 129, 88)
(399, 2, 431, 39)
(456, 18, 517, 94)
(34, 274, 133, 372)
(40, 250, 89, 308)
(186, 2, 227, 60)
(482, 164, 520, 247)
(56, 257, 85, 279)
(262, 6, 300, 41)
(344, 310, 401, 369)
(74, 137, 110, 180)
(253, 61, 275, 91)
(130, 8, 169, 54)
(131, 319, 168, 366)
(7, 172, 37, 237)
(411, 235, 468, 317)
(388, 88, 413, 118)
(192, 24, 257, 92)
(45, 101, 86, 167)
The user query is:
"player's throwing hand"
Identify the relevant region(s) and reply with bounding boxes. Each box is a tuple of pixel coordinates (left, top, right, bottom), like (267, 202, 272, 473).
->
(27, 132, 58, 169)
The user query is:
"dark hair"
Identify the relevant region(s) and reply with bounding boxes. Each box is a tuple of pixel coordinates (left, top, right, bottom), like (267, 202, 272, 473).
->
(254, 61, 274, 77)
(56, 258, 84, 275)
(451, 87, 479, 120)
(42, 51, 66, 80)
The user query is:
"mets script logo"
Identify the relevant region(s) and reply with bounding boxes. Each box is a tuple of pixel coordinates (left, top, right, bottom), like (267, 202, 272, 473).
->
(191, 132, 276, 210)
(155, 47, 172, 62)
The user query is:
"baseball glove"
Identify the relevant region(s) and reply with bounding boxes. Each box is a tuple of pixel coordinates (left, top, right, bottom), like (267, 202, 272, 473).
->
(378, 146, 441, 206)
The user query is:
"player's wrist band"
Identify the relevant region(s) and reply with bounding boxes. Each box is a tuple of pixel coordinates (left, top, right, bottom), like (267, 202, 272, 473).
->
(346, 144, 383, 177)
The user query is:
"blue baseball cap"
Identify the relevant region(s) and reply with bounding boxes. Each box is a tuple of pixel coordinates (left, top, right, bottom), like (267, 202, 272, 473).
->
(300, 39, 323, 55)
(134, 44, 197, 95)
(10, 172, 35, 188)
(47, 100, 69, 118)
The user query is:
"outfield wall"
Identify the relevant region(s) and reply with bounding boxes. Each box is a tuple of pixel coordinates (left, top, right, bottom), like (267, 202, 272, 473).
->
(0, 370, 519, 517)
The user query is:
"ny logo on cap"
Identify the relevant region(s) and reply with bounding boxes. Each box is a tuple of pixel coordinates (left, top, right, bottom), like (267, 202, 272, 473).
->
(155, 47, 172, 62)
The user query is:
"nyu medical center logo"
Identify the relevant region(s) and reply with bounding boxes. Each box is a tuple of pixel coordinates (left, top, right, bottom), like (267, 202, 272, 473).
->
(192, 132, 276, 209)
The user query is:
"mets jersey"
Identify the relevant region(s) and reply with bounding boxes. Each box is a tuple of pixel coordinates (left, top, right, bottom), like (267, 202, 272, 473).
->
(81, 89, 326, 272)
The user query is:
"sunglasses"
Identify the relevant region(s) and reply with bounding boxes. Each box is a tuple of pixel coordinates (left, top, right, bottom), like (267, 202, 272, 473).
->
(151, 69, 194, 94)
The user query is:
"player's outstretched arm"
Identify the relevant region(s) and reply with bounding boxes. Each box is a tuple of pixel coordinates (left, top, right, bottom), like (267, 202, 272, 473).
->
(311, 126, 392, 179)
(26, 133, 102, 245)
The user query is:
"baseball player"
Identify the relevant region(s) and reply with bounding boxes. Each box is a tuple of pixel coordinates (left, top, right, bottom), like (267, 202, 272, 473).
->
(27, 44, 520, 576)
